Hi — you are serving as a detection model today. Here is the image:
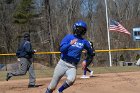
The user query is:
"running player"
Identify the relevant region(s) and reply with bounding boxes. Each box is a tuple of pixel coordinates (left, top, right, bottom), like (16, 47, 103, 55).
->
(45, 20, 94, 93)
(81, 41, 95, 78)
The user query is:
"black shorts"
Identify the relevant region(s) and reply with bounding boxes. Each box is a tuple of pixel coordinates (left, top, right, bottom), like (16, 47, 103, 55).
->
(85, 59, 93, 67)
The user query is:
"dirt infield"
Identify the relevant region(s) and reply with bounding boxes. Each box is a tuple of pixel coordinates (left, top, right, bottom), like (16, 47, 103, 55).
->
(1, 71, 140, 93)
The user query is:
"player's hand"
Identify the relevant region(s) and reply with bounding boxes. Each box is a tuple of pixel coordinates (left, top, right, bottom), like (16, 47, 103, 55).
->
(17, 58, 20, 61)
(34, 50, 37, 53)
(70, 39, 78, 45)
(83, 50, 87, 53)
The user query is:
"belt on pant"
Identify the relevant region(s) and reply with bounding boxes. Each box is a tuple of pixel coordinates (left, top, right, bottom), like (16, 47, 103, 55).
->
(61, 58, 78, 66)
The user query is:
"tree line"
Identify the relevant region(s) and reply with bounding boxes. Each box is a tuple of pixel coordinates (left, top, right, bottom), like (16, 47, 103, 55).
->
(0, 0, 140, 66)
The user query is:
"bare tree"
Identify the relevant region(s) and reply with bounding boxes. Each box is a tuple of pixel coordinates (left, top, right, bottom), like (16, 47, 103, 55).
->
(44, 0, 57, 66)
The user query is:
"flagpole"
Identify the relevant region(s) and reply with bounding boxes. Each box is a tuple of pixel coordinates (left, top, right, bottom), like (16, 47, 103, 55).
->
(105, 0, 112, 66)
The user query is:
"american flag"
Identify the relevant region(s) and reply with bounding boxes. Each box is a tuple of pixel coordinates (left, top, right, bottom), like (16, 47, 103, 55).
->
(109, 20, 131, 35)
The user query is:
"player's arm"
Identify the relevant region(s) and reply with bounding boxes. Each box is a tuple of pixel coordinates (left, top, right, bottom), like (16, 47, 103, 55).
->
(60, 35, 71, 53)
(84, 41, 95, 62)
(60, 34, 77, 53)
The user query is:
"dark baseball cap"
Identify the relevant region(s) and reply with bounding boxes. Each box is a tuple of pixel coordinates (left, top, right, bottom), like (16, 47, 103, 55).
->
(23, 33, 30, 38)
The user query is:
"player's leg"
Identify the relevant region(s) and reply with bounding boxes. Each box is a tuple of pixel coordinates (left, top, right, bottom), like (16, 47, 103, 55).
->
(86, 67, 93, 76)
(80, 67, 89, 78)
(84, 68, 87, 75)
(58, 64, 76, 92)
(6, 58, 28, 81)
(46, 59, 67, 93)
(82, 60, 87, 75)
(86, 67, 91, 72)
(85, 62, 93, 76)
(28, 63, 36, 87)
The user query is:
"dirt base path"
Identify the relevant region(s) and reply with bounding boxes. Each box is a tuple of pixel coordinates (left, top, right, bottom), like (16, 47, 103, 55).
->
(1, 71, 140, 93)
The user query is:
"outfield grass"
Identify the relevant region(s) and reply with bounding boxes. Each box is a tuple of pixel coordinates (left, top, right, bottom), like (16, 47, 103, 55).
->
(0, 66, 140, 81)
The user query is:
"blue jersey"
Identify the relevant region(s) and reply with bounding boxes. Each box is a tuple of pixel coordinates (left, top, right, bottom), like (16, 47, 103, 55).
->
(60, 34, 93, 64)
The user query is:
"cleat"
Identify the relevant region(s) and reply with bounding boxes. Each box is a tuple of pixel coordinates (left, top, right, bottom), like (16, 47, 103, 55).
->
(28, 85, 39, 88)
(90, 71, 93, 76)
(57, 90, 63, 93)
(6, 73, 12, 81)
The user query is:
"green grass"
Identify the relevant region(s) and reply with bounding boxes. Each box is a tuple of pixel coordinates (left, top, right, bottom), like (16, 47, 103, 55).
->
(0, 68, 55, 81)
(1, 66, 140, 81)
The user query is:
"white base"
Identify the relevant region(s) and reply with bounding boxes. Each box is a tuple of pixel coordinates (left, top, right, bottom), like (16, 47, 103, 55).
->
(80, 75, 90, 79)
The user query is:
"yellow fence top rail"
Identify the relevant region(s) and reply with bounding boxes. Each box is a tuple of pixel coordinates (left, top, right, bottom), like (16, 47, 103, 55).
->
(0, 48, 140, 56)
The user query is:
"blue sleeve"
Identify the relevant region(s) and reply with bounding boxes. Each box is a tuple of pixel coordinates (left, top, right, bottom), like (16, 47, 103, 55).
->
(60, 35, 71, 53)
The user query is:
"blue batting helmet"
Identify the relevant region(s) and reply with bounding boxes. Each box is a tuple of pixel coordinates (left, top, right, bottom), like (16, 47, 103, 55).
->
(73, 20, 87, 36)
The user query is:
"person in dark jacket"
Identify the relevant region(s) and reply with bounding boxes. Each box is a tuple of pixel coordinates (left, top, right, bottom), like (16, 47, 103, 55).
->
(6, 33, 37, 88)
